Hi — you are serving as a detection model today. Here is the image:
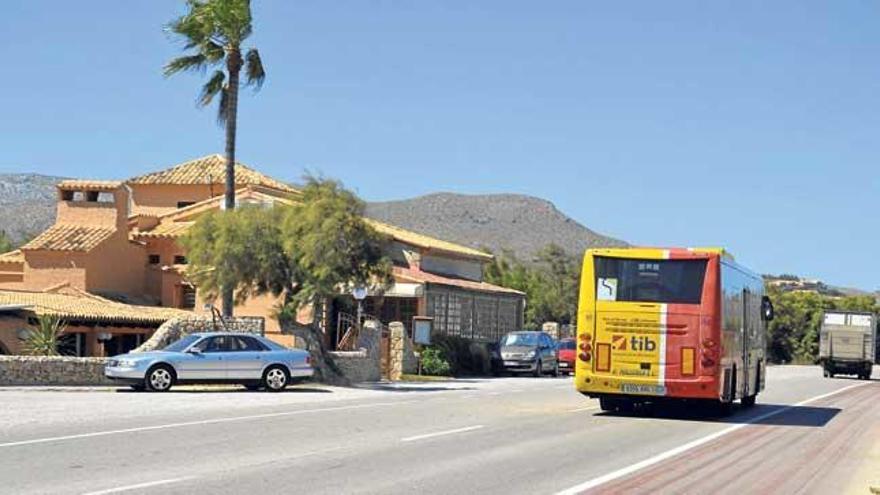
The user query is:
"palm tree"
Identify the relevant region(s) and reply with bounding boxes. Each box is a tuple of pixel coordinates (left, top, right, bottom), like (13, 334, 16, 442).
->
(165, 0, 266, 316)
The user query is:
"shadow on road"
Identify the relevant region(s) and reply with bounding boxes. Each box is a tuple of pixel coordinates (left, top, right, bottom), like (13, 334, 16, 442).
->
(598, 402, 841, 427)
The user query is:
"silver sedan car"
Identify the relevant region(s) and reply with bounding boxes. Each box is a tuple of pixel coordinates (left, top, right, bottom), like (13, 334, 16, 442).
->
(104, 332, 314, 392)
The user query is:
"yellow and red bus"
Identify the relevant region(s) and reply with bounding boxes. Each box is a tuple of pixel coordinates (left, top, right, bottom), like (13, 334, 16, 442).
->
(575, 247, 774, 412)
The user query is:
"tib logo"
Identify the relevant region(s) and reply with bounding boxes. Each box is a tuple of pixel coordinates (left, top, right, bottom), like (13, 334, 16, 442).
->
(612, 335, 657, 352)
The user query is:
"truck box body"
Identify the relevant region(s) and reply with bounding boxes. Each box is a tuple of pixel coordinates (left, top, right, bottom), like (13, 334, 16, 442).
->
(819, 311, 876, 378)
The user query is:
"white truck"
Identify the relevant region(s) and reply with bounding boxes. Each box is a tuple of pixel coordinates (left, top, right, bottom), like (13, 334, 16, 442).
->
(819, 311, 876, 380)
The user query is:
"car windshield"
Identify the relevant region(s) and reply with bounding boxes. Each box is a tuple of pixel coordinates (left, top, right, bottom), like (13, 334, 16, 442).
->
(502, 333, 538, 347)
(162, 334, 202, 353)
(558, 340, 576, 350)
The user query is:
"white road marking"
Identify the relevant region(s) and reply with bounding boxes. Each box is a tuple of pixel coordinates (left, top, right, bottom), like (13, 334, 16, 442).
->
(82, 477, 192, 495)
(0, 401, 414, 449)
(401, 425, 485, 443)
(554, 382, 872, 495)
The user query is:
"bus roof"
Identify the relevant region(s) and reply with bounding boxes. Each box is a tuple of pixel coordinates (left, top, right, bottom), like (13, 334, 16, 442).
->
(587, 247, 735, 261)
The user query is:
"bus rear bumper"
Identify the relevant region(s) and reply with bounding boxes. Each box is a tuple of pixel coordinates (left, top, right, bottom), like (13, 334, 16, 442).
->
(577, 375, 720, 400)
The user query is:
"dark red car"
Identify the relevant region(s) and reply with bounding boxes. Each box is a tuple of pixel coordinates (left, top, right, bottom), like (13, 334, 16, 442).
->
(557, 338, 576, 375)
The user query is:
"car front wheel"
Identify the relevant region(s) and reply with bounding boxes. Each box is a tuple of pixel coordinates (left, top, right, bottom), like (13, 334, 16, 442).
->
(262, 365, 289, 392)
(145, 365, 174, 392)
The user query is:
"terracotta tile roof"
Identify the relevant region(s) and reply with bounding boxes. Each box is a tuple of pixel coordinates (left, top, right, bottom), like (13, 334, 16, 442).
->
(392, 266, 524, 296)
(132, 187, 295, 240)
(366, 219, 493, 261)
(22, 224, 115, 252)
(127, 154, 297, 193)
(0, 289, 190, 325)
(157, 186, 296, 221)
(134, 221, 194, 239)
(57, 179, 122, 191)
(0, 250, 24, 264)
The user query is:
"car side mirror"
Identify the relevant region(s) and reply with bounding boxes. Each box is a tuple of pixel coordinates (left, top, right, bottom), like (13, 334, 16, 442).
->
(187, 347, 203, 355)
(761, 296, 774, 322)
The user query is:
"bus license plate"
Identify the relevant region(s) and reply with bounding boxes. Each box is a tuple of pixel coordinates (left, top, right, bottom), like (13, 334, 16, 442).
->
(620, 384, 666, 396)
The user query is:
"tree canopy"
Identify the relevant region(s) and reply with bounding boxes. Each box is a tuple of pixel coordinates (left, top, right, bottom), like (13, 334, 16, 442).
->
(180, 177, 393, 328)
(484, 244, 581, 328)
(164, 0, 265, 123)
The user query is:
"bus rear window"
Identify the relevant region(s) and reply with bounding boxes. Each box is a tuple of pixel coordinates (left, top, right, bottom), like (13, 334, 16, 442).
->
(594, 257, 707, 304)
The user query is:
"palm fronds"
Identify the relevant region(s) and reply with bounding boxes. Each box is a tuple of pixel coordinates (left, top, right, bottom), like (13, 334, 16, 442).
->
(21, 314, 68, 357)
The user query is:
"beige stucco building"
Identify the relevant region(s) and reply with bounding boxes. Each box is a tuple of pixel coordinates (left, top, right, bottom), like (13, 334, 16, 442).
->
(0, 155, 524, 356)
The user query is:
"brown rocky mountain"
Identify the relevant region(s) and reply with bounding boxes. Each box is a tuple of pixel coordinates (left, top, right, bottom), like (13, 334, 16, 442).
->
(0, 173, 64, 244)
(364, 192, 627, 261)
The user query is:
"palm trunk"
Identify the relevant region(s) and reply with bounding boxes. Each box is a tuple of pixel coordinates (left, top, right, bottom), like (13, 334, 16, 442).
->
(221, 51, 242, 318)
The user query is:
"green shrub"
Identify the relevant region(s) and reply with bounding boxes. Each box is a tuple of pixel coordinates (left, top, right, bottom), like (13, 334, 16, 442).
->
(420, 347, 452, 376)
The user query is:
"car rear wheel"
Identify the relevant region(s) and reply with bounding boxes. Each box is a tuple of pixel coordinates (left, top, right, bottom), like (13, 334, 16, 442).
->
(262, 365, 289, 392)
(145, 365, 174, 392)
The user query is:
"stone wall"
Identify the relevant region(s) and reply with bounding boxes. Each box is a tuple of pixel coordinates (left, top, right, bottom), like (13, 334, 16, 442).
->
(389, 322, 405, 381)
(135, 316, 265, 352)
(324, 320, 382, 383)
(327, 350, 380, 383)
(0, 356, 112, 386)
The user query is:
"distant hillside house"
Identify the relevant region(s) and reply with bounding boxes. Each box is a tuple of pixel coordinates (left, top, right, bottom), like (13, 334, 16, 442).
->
(0, 155, 524, 356)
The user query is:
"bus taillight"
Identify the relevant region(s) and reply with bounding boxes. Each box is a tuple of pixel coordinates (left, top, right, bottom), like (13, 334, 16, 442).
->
(578, 352, 592, 362)
(700, 339, 718, 372)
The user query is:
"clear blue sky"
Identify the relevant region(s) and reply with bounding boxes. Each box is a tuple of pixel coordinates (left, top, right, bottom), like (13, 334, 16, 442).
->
(2, 1, 878, 290)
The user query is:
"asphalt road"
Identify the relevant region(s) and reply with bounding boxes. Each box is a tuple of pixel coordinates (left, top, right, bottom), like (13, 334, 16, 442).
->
(0, 365, 877, 495)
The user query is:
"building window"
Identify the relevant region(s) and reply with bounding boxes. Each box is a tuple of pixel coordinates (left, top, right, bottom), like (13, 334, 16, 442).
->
(148, 254, 161, 265)
(177, 201, 196, 209)
(173, 255, 188, 265)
